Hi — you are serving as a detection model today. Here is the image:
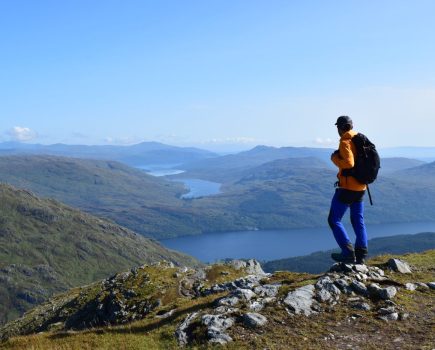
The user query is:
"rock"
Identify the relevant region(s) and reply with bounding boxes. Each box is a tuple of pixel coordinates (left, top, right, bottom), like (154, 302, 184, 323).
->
(405, 283, 417, 291)
(316, 276, 341, 299)
(378, 306, 396, 315)
(427, 282, 435, 290)
(243, 313, 268, 328)
(378, 312, 399, 321)
(192, 269, 207, 280)
(202, 314, 235, 331)
(215, 306, 239, 314)
(217, 296, 240, 307)
(416, 282, 430, 290)
(380, 287, 397, 300)
(388, 259, 412, 274)
(315, 276, 333, 289)
(367, 283, 396, 300)
(284, 284, 316, 316)
(353, 264, 369, 274)
(234, 275, 261, 289)
(234, 288, 256, 301)
(202, 314, 235, 345)
(249, 301, 264, 312)
(228, 259, 266, 276)
(351, 281, 368, 295)
(316, 289, 333, 303)
(207, 328, 233, 344)
(175, 312, 198, 346)
(351, 302, 371, 311)
(334, 279, 353, 294)
(254, 284, 281, 298)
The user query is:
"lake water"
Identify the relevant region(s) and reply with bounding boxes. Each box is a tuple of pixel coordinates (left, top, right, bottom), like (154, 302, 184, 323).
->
(136, 164, 185, 177)
(159, 221, 435, 263)
(136, 164, 222, 198)
(179, 179, 222, 199)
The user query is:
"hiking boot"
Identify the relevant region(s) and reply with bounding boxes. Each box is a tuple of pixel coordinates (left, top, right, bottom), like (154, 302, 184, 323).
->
(355, 247, 368, 265)
(331, 252, 356, 264)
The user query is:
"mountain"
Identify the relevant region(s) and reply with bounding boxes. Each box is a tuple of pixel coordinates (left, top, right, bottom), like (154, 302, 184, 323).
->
(190, 157, 435, 231)
(0, 183, 200, 325)
(378, 157, 426, 174)
(380, 146, 435, 162)
(390, 160, 435, 185)
(176, 145, 334, 183)
(0, 141, 217, 167)
(0, 155, 204, 238)
(1, 251, 434, 349)
(3, 155, 435, 240)
(262, 232, 435, 274)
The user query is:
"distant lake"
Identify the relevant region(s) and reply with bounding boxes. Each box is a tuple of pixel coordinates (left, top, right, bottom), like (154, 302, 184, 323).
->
(136, 164, 222, 198)
(178, 178, 222, 199)
(159, 221, 435, 263)
(136, 164, 185, 177)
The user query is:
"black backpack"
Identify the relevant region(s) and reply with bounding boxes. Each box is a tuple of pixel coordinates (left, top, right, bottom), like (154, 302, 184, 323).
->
(342, 133, 381, 204)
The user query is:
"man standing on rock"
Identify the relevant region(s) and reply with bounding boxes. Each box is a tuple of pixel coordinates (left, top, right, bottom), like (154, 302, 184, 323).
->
(328, 116, 368, 264)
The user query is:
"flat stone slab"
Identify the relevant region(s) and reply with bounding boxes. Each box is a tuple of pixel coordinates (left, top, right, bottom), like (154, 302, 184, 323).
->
(284, 284, 316, 316)
(243, 312, 268, 328)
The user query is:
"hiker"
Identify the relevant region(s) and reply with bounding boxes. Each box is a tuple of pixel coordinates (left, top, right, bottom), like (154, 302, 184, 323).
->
(328, 116, 368, 264)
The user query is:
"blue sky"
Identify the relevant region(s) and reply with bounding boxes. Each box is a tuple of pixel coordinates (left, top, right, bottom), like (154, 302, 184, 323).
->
(1, 1, 434, 150)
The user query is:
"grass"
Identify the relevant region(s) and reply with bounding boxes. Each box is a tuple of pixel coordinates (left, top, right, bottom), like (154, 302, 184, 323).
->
(0, 183, 200, 325)
(1, 251, 434, 349)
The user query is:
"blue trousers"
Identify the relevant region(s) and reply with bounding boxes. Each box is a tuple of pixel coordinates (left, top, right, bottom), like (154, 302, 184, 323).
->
(328, 189, 368, 256)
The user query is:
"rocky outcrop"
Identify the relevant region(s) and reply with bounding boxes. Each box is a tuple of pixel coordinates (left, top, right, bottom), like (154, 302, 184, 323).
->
(2, 256, 434, 347)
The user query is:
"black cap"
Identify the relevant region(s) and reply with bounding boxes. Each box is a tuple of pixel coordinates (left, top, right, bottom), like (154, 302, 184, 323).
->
(335, 115, 353, 127)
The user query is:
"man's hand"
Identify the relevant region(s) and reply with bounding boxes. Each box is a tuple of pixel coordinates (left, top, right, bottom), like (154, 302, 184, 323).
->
(331, 150, 339, 161)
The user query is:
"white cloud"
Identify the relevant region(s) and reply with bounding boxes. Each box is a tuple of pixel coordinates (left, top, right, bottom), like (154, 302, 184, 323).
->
(202, 137, 260, 145)
(7, 126, 38, 142)
(314, 137, 335, 146)
(104, 136, 142, 145)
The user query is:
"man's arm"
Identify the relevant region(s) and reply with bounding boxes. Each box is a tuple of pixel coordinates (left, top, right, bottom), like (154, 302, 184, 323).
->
(331, 140, 354, 169)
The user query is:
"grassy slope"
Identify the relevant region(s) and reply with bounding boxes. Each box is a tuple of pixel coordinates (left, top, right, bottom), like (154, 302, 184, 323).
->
(1, 250, 433, 350)
(0, 155, 199, 238)
(0, 183, 200, 324)
(262, 232, 435, 273)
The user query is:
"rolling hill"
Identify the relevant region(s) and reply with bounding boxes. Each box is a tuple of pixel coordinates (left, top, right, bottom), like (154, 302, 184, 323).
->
(0, 183, 200, 325)
(0, 141, 216, 167)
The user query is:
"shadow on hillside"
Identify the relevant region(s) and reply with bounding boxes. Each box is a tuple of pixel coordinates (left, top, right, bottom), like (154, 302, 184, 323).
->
(48, 299, 216, 339)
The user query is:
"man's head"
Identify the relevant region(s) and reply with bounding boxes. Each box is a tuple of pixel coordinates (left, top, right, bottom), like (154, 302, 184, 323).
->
(335, 115, 353, 135)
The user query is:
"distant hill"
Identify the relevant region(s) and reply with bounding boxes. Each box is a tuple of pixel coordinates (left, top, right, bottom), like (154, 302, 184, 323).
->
(177, 145, 334, 183)
(390, 160, 435, 185)
(262, 232, 435, 273)
(378, 157, 426, 174)
(2, 155, 435, 240)
(380, 146, 435, 162)
(0, 155, 201, 238)
(0, 141, 216, 167)
(0, 183, 200, 324)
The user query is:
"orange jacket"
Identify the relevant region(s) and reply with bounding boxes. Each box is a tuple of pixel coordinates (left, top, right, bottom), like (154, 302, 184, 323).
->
(331, 130, 367, 192)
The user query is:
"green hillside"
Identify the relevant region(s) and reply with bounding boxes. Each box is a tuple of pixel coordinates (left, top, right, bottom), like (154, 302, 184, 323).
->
(0, 183, 200, 325)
